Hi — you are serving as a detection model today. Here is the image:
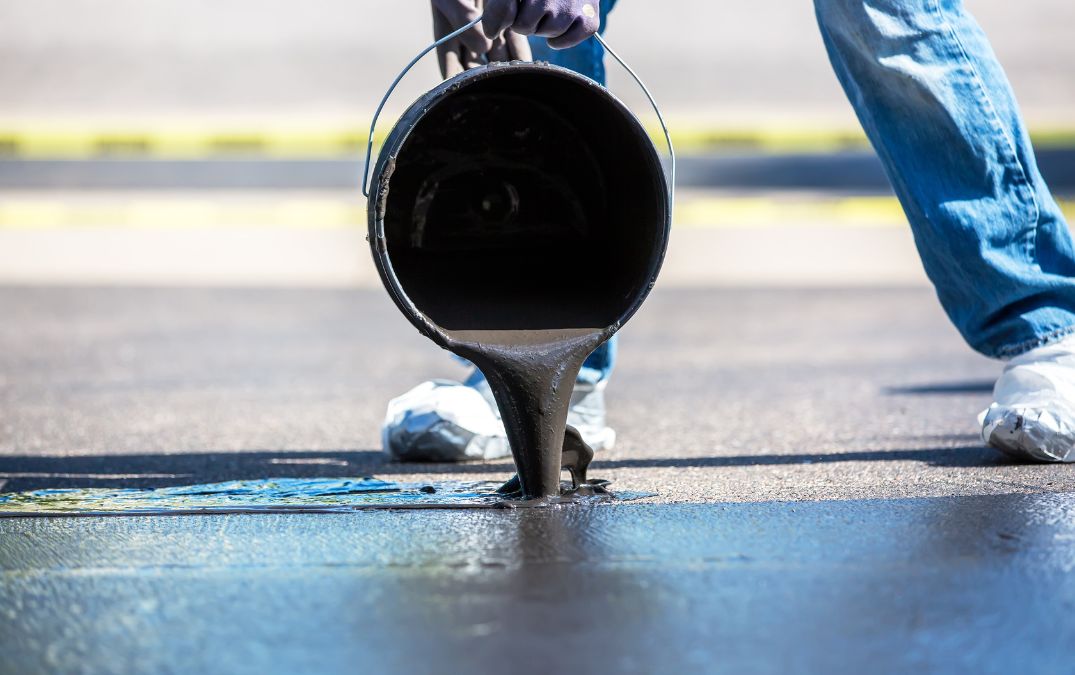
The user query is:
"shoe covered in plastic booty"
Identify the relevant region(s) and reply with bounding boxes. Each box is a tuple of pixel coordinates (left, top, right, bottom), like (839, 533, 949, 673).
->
(980, 334, 1075, 462)
(382, 370, 616, 462)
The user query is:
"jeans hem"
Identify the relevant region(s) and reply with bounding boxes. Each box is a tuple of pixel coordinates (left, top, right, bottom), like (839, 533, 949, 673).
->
(992, 325, 1075, 360)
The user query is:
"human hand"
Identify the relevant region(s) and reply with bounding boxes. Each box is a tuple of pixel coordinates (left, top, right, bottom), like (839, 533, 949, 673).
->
(431, 0, 533, 79)
(481, 0, 600, 50)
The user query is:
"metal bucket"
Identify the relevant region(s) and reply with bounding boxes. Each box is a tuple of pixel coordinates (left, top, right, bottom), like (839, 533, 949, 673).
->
(364, 25, 673, 498)
(368, 61, 670, 345)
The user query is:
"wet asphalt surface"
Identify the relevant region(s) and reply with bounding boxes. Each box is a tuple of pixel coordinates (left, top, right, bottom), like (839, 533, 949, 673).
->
(3, 286, 1075, 673)
(5, 494, 1075, 674)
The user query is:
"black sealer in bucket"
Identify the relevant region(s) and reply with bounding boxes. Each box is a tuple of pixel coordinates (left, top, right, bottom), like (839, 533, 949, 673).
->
(365, 21, 673, 501)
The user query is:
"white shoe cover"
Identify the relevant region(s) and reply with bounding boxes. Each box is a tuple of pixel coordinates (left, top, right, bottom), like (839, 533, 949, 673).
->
(382, 377, 616, 463)
(382, 380, 511, 462)
(980, 335, 1075, 462)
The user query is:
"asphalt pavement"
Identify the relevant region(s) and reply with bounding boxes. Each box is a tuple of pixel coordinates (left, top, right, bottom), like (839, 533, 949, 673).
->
(3, 286, 1075, 673)
(2, 285, 1071, 502)
(3, 150, 1075, 190)
(5, 494, 1075, 674)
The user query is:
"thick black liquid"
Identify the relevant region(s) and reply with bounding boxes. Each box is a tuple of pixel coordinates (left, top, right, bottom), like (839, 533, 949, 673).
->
(449, 329, 606, 500)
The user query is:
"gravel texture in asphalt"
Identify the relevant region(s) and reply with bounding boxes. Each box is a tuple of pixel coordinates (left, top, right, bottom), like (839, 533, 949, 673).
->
(2, 286, 1072, 502)
(5, 286, 1075, 675)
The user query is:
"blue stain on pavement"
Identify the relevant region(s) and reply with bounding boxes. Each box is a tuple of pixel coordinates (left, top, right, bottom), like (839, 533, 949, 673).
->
(0, 477, 649, 515)
(0, 477, 509, 515)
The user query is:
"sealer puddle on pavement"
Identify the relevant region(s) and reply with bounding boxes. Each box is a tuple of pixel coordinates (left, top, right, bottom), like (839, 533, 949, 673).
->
(0, 477, 649, 516)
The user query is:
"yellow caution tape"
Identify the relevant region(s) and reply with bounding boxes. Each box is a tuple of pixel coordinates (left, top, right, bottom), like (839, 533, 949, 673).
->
(1, 126, 1073, 158)
(0, 129, 370, 159)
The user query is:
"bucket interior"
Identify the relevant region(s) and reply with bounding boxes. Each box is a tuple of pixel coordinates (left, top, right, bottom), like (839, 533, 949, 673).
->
(380, 67, 667, 334)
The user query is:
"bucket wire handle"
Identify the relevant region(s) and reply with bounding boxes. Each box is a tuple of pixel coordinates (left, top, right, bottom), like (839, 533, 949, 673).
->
(593, 33, 675, 211)
(362, 15, 483, 198)
(363, 15, 676, 210)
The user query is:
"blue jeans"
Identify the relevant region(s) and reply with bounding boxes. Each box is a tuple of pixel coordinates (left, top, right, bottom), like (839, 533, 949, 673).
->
(544, 0, 1074, 368)
(817, 0, 1075, 358)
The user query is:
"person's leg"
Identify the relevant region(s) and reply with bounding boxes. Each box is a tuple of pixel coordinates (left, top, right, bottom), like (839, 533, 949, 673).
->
(815, 0, 1075, 460)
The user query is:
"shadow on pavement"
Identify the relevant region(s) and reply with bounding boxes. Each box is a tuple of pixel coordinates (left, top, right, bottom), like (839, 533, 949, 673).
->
(0, 450, 391, 492)
(595, 446, 1002, 470)
(884, 380, 994, 395)
(0, 443, 1004, 492)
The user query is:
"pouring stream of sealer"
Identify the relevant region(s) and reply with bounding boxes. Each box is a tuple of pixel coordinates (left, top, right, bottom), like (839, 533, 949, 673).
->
(367, 55, 672, 500)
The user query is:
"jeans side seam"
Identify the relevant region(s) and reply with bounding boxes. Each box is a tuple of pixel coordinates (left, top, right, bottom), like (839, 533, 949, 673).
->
(929, 0, 1041, 266)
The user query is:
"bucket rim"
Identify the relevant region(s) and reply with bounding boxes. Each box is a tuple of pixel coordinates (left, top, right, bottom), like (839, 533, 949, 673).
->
(366, 61, 672, 350)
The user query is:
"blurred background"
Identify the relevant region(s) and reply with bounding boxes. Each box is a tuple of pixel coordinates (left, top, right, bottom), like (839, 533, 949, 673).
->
(0, 0, 1072, 286)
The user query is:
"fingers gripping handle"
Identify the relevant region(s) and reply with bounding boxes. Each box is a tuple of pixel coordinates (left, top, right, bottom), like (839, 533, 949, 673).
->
(362, 15, 483, 198)
(362, 17, 676, 211)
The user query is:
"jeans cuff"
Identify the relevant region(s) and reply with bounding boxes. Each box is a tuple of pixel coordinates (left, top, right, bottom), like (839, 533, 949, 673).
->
(992, 325, 1075, 360)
